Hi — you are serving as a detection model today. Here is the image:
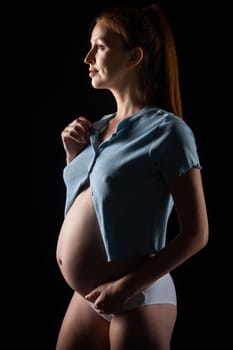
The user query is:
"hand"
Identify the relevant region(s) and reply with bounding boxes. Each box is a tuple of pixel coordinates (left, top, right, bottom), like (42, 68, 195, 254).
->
(85, 279, 133, 314)
(61, 116, 92, 163)
(85, 253, 159, 313)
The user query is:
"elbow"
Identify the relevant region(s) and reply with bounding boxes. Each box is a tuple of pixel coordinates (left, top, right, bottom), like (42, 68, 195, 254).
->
(204, 227, 209, 247)
(198, 224, 209, 250)
(194, 212, 209, 250)
(200, 207, 209, 249)
(183, 223, 209, 253)
(201, 231, 209, 249)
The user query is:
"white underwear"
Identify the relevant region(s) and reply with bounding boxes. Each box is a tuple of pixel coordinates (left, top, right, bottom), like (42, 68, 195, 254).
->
(88, 273, 177, 322)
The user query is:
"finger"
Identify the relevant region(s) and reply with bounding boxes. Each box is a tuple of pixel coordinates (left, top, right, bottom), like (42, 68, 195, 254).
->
(78, 116, 92, 127)
(85, 290, 100, 302)
(66, 117, 92, 134)
(70, 117, 92, 134)
(73, 118, 92, 141)
(94, 299, 105, 310)
(63, 118, 91, 143)
(62, 126, 86, 144)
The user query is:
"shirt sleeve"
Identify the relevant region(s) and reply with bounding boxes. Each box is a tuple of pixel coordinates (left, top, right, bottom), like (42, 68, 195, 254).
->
(149, 116, 202, 183)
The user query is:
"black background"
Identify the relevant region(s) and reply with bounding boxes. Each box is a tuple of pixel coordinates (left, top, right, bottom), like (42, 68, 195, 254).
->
(8, 1, 220, 349)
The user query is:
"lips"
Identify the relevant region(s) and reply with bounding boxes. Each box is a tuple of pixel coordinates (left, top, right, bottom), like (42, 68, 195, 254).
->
(89, 69, 98, 77)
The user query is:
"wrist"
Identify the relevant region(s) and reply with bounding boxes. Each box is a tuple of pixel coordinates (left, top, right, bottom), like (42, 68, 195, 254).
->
(66, 154, 76, 164)
(66, 156, 72, 164)
(118, 272, 140, 300)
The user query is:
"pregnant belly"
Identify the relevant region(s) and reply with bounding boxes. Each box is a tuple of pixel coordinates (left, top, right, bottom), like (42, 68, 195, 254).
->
(56, 187, 146, 296)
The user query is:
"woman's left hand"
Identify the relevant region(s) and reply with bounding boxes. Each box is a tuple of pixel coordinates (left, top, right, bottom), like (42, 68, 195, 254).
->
(84, 279, 132, 314)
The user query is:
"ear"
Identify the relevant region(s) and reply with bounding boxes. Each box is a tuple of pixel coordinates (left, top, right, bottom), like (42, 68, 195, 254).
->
(127, 47, 143, 68)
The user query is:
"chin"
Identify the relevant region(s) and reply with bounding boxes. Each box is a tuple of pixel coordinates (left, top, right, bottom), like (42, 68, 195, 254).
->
(91, 80, 108, 89)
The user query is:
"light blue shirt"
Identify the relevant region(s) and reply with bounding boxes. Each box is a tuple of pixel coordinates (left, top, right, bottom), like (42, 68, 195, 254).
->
(63, 107, 201, 261)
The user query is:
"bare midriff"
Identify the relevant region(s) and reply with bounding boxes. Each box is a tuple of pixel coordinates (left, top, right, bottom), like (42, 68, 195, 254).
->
(56, 185, 146, 296)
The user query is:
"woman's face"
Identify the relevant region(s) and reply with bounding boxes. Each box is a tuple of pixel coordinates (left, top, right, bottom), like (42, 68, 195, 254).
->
(84, 20, 132, 90)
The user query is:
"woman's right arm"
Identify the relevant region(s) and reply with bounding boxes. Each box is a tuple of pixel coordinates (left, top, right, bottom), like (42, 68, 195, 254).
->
(61, 116, 92, 164)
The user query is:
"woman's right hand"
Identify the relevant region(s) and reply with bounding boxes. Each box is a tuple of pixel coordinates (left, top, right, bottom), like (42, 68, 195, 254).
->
(61, 116, 92, 163)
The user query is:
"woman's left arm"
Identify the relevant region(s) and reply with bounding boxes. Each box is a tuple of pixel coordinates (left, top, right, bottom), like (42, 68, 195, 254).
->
(85, 168, 209, 312)
(121, 167, 209, 295)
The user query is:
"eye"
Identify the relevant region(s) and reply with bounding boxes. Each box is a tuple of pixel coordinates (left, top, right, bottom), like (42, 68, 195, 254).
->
(97, 44, 105, 50)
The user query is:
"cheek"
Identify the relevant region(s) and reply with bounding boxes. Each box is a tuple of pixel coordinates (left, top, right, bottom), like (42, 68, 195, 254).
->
(107, 58, 127, 76)
(100, 52, 126, 69)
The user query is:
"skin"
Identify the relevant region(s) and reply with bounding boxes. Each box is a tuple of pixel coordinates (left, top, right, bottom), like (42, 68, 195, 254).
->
(55, 20, 209, 350)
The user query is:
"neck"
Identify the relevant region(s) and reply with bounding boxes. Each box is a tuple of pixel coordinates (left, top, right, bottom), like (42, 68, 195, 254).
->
(109, 87, 146, 120)
(114, 103, 148, 121)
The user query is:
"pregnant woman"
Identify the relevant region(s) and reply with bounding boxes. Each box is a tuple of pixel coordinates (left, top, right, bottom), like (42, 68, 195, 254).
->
(55, 5, 208, 350)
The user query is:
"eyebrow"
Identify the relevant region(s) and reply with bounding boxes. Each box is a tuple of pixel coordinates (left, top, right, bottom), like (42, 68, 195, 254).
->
(90, 36, 108, 43)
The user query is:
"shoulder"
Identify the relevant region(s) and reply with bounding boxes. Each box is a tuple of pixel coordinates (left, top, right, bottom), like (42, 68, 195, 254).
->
(142, 107, 194, 138)
(142, 107, 184, 126)
(146, 108, 199, 160)
(155, 109, 195, 141)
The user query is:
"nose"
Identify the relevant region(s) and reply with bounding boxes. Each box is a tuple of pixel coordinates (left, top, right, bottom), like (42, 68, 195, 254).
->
(84, 49, 95, 64)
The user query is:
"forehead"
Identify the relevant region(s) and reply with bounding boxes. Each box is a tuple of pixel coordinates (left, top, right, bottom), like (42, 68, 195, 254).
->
(90, 20, 123, 46)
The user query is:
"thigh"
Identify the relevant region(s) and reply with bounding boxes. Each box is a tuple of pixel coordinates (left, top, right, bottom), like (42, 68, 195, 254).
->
(55, 291, 110, 350)
(109, 304, 177, 350)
